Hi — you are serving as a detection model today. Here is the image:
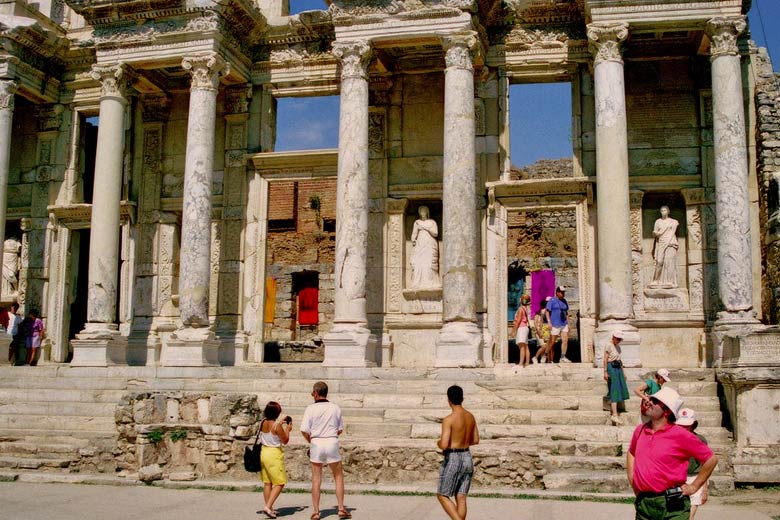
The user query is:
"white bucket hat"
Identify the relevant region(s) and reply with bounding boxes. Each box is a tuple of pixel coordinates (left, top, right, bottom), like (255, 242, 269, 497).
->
(650, 387, 684, 421)
(656, 368, 671, 382)
(677, 407, 698, 427)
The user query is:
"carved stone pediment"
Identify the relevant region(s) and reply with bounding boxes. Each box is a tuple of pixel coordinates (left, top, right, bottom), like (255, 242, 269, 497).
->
(48, 202, 137, 229)
(328, 0, 471, 21)
(505, 26, 569, 50)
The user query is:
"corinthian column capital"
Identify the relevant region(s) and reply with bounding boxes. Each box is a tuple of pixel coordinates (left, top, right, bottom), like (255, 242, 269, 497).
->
(442, 31, 478, 71)
(182, 53, 230, 91)
(705, 16, 747, 59)
(90, 63, 134, 101)
(587, 22, 629, 64)
(0, 79, 18, 110)
(333, 40, 372, 80)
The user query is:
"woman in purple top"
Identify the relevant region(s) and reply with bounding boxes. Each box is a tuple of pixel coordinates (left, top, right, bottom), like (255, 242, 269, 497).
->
(25, 309, 44, 366)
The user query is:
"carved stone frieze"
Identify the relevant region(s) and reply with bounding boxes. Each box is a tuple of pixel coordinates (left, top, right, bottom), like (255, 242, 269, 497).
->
(332, 40, 372, 80)
(329, 0, 467, 19)
(91, 63, 133, 100)
(587, 22, 628, 64)
(442, 32, 477, 71)
(35, 104, 64, 132)
(270, 45, 332, 64)
(505, 27, 568, 51)
(705, 16, 746, 59)
(0, 80, 18, 110)
(225, 85, 252, 114)
(368, 112, 385, 158)
(182, 53, 229, 91)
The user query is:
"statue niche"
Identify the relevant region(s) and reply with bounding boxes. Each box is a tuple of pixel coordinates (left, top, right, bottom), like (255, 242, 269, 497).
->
(1, 237, 21, 303)
(648, 205, 679, 289)
(409, 205, 440, 290)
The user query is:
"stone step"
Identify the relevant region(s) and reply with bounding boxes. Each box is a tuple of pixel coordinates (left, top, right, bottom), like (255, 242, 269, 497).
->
(0, 440, 88, 457)
(476, 380, 718, 396)
(541, 451, 734, 472)
(0, 402, 117, 417)
(0, 389, 126, 403)
(0, 456, 73, 470)
(0, 415, 116, 432)
(406, 423, 733, 443)
(542, 470, 735, 495)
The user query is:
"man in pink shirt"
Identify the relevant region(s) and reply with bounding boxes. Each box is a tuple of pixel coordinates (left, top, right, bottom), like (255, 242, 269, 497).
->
(627, 387, 717, 519)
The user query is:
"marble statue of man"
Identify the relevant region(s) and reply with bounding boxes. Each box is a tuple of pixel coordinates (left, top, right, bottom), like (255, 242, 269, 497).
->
(410, 205, 440, 289)
(649, 205, 679, 288)
(1, 238, 21, 299)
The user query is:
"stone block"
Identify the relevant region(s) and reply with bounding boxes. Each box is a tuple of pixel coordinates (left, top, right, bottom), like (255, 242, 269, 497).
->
(197, 399, 210, 424)
(138, 463, 163, 482)
(166, 400, 180, 423)
(168, 470, 197, 481)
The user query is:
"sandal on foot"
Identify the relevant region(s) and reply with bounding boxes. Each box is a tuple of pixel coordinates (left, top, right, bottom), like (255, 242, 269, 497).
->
(310, 513, 320, 520)
(263, 508, 277, 519)
(338, 509, 352, 519)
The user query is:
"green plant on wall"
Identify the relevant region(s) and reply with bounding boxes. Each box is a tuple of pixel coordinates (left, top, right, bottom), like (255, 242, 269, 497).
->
(309, 194, 322, 231)
(169, 429, 188, 442)
(146, 429, 164, 443)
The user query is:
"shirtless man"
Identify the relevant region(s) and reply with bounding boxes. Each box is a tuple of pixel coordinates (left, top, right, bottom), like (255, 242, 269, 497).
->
(436, 385, 479, 520)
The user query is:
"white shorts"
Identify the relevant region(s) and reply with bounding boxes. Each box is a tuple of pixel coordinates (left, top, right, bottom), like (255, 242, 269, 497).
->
(550, 324, 569, 336)
(515, 326, 530, 344)
(686, 475, 704, 506)
(309, 437, 341, 464)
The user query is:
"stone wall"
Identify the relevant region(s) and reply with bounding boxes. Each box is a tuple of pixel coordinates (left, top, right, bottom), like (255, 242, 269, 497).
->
(510, 158, 573, 180)
(755, 49, 780, 325)
(114, 391, 545, 487)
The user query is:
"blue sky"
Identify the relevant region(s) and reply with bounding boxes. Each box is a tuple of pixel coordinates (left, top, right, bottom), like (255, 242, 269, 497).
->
(275, 2, 780, 159)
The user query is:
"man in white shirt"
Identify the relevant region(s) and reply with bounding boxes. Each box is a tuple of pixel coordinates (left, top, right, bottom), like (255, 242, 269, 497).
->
(300, 381, 350, 520)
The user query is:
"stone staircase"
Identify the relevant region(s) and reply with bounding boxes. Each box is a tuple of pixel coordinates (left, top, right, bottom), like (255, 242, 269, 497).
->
(0, 364, 735, 494)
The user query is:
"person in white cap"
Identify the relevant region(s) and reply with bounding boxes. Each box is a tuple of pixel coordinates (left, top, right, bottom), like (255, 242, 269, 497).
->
(545, 286, 570, 363)
(677, 408, 709, 520)
(634, 368, 671, 406)
(603, 331, 630, 425)
(627, 387, 717, 520)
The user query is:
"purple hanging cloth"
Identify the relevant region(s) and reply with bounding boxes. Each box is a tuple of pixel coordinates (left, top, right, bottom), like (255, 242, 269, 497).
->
(531, 270, 556, 317)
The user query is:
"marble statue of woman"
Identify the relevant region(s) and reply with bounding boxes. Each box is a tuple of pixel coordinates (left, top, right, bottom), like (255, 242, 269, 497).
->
(1, 238, 21, 300)
(410, 205, 440, 289)
(649, 205, 679, 288)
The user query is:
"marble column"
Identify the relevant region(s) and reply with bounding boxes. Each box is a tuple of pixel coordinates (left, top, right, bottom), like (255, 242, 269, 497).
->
(162, 53, 228, 367)
(322, 40, 378, 367)
(0, 80, 16, 363)
(435, 32, 483, 368)
(71, 64, 131, 366)
(706, 16, 758, 325)
(587, 23, 641, 366)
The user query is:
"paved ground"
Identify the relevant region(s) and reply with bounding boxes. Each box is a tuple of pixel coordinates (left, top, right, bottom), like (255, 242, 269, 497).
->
(0, 482, 778, 520)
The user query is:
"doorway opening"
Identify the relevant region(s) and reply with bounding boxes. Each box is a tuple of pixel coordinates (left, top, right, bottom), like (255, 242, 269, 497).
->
(507, 208, 581, 363)
(67, 229, 90, 361)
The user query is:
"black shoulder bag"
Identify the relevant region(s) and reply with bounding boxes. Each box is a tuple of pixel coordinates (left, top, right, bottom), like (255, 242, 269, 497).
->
(243, 419, 263, 472)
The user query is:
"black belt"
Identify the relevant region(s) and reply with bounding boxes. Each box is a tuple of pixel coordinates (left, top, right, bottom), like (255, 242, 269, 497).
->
(636, 488, 683, 500)
(443, 448, 470, 454)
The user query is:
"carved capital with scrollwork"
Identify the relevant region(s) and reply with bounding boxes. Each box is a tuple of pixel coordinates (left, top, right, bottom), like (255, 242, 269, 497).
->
(333, 40, 372, 81)
(91, 63, 134, 101)
(182, 53, 230, 92)
(705, 16, 746, 60)
(0, 79, 18, 110)
(442, 31, 478, 72)
(587, 22, 629, 65)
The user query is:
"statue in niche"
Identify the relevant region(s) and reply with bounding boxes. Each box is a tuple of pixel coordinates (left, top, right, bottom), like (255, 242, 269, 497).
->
(649, 205, 679, 288)
(409, 205, 440, 289)
(2, 238, 21, 300)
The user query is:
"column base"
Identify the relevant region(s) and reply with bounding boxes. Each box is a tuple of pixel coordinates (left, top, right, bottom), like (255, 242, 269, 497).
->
(0, 333, 11, 365)
(594, 321, 641, 368)
(127, 331, 162, 367)
(322, 324, 378, 367)
(435, 322, 483, 368)
(161, 327, 221, 367)
(71, 324, 128, 367)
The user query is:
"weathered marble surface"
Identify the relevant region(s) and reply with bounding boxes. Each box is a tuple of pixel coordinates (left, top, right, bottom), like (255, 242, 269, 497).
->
(588, 23, 634, 323)
(706, 17, 756, 321)
(0, 80, 17, 321)
(436, 32, 483, 367)
(178, 54, 228, 327)
(86, 64, 131, 326)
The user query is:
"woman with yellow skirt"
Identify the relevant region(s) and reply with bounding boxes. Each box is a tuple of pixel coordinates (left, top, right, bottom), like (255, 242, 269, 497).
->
(260, 401, 292, 518)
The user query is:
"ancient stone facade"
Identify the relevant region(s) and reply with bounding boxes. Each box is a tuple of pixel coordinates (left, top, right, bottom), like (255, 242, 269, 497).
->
(0, 0, 777, 373)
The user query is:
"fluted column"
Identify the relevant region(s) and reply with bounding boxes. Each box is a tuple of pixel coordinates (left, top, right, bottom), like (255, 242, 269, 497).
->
(706, 16, 758, 324)
(588, 23, 641, 366)
(71, 64, 131, 366)
(322, 40, 378, 367)
(162, 53, 228, 367)
(435, 32, 483, 368)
